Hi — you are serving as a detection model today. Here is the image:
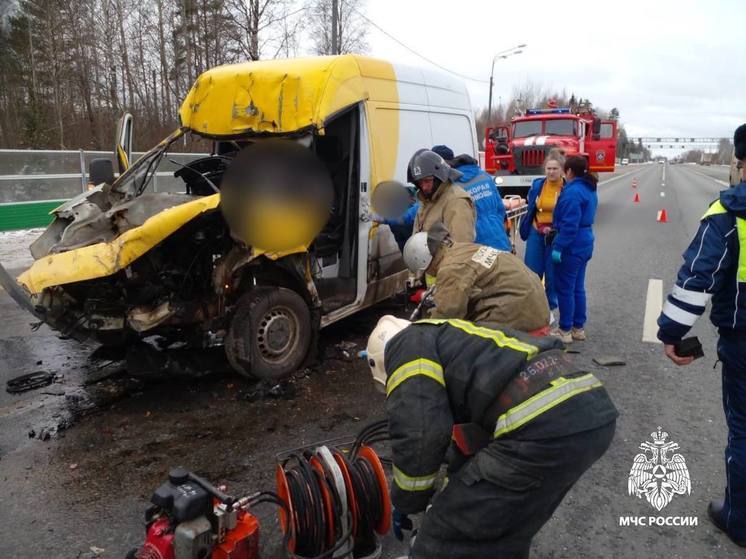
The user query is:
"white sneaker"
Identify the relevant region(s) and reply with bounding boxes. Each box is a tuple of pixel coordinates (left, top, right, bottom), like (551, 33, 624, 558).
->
(571, 327, 587, 341)
(550, 328, 573, 344)
(549, 309, 559, 327)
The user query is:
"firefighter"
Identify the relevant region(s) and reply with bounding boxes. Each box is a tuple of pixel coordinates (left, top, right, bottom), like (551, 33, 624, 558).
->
(408, 149, 476, 243)
(403, 222, 549, 332)
(364, 316, 618, 559)
(657, 123, 746, 548)
(431, 144, 512, 251)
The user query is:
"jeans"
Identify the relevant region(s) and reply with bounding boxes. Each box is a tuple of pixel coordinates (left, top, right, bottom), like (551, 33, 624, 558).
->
(524, 228, 557, 311)
(412, 422, 616, 559)
(554, 251, 591, 331)
(716, 332, 746, 541)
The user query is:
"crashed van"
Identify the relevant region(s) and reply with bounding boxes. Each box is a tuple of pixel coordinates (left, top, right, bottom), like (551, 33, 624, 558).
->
(0, 55, 479, 379)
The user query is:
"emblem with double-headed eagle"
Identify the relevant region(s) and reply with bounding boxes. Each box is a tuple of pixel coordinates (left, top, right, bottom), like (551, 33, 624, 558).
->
(628, 427, 691, 511)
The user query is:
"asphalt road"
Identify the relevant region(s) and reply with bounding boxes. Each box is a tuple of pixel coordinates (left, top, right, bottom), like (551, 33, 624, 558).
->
(0, 163, 743, 558)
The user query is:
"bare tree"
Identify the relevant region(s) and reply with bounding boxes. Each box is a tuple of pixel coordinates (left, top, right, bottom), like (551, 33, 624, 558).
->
(308, 0, 368, 55)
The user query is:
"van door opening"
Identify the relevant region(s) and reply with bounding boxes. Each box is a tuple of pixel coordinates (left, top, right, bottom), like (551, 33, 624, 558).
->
(312, 105, 360, 313)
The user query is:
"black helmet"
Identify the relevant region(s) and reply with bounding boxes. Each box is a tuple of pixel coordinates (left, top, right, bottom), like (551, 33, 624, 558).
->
(407, 149, 462, 185)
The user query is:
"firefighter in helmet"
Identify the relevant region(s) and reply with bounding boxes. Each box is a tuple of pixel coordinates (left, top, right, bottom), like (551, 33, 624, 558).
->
(365, 316, 618, 558)
(403, 221, 550, 333)
(408, 149, 476, 243)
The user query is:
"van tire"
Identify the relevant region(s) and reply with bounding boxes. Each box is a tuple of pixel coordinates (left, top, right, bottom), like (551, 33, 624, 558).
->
(225, 287, 311, 380)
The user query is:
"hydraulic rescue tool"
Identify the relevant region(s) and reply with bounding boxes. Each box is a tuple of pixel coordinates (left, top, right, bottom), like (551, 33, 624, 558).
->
(129, 421, 392, 559)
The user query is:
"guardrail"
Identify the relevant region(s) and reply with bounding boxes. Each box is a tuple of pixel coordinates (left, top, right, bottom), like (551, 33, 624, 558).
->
(0, 149, 205, 231)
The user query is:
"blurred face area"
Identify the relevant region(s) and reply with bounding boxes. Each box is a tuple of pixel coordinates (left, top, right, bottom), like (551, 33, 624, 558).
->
(416, 176, 435, 196)
(545, 159, 563, 181)
(564, 167, 576, 180)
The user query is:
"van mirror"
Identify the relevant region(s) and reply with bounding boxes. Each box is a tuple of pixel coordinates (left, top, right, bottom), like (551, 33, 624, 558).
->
(89, 158, 115, 186)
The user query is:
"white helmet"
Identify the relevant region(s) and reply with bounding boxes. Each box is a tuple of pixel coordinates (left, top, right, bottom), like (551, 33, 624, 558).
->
(365, 315, 411, 388)
(403, 232, 432, 273)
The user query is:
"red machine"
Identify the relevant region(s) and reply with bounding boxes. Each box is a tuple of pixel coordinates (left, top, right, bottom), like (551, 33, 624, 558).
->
(129, 422, 392, 559)
(128, 468, 260, 559)
(484, 105, 618, 196)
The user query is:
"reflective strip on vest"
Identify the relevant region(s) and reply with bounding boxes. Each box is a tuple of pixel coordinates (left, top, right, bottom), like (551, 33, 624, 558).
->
(700, 200, 746, 282)
(387, 358, 445, 397)
(417, 318, 539, 357)
(392, 465, 438, 492)
(738, 217, 746, 282)
(493, 373, 602, 438)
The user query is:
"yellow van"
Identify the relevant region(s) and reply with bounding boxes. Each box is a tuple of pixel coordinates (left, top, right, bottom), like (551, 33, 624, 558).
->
(1, 55, 479, 379)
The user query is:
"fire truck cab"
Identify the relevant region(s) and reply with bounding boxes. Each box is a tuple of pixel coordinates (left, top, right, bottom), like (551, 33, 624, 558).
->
(484, 107, 618, 196)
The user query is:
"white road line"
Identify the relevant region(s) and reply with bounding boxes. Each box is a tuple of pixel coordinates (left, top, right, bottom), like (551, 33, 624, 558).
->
(598, 168, 642, 186)
(689, 168, 730, 187)
(642, 278, 663, 343)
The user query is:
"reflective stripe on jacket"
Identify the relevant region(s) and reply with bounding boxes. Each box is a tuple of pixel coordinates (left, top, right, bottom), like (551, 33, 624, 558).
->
(657, 183, 746, 343)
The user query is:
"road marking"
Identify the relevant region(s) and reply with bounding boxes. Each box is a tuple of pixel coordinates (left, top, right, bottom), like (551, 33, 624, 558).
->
(660, 191, 665, 197)
(662, 164, 666, 183)
(642, 279, 663, 344)
(689, 168, 730, 187)
(598, 168, 642, 186)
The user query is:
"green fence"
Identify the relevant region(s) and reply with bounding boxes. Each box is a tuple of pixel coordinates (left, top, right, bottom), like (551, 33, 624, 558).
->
(0, 200, 64, 231)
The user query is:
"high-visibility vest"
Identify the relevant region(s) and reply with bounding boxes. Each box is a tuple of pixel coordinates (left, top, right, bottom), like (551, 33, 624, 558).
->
(702, 200, 746, 282)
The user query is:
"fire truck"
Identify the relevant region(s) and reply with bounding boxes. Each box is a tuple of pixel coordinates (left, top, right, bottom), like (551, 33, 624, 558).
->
(484, 106, 618, 197)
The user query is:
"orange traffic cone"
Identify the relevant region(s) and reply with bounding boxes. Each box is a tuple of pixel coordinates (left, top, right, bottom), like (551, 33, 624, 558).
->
(657, 209, 668, 222)
(634, 192, 640, 203)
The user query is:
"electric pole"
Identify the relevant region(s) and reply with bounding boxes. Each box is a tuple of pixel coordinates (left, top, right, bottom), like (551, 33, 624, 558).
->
(331, 0, 339, 55)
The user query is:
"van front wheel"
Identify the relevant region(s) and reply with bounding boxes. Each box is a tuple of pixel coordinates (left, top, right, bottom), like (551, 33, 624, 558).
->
(225, 287, 311, 380)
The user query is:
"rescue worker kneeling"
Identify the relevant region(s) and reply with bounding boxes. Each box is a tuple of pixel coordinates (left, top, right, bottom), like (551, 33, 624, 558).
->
(366, 317, 618, 559)
(404, 221, 550, 333)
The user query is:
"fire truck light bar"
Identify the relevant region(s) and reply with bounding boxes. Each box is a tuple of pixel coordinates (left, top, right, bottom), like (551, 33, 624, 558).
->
(526, 108, 571, 115)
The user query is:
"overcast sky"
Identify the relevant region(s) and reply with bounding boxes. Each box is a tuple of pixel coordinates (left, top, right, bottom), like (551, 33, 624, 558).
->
(363, 0, 745, 155)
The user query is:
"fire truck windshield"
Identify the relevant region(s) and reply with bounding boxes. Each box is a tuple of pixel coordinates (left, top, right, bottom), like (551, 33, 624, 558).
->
(545, 119, 577, 136)
(513, 121, 542, 138)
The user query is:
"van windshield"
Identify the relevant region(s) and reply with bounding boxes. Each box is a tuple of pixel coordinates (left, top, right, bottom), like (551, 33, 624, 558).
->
(545, 119, 576, 136)
(112, 128, 185, 197)
(513, 121, 542, 138)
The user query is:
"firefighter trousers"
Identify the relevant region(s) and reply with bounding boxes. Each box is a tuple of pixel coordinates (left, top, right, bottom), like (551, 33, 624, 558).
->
(411, 421, 616, 559)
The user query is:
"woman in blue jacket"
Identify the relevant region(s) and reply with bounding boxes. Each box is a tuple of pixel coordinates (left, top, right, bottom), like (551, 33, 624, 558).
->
(519, 152, 565, 316)
(550, 156, 598, 343)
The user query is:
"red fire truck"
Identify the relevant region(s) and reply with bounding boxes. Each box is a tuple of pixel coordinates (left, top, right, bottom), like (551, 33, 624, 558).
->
(484, 106, 618, 196)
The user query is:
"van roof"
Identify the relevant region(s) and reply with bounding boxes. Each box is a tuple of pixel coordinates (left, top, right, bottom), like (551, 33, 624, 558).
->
(179, 54, 471, 138)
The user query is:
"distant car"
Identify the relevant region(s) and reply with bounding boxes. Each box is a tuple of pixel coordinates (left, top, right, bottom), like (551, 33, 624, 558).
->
(621, 158, 629, 165)
(658, 160, 665, 164)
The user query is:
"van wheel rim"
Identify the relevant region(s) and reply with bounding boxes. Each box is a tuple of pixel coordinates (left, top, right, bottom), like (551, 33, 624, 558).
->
(257, 307, 297, 360)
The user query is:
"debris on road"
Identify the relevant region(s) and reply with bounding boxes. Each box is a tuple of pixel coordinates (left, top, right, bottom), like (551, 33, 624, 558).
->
(6, 370, 55, 394)
(592, 356, 627, 367)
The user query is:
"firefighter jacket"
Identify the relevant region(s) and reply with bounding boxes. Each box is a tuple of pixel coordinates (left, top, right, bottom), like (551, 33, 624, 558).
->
(383, 320, 618, 514)
(427, 242, 549, 332)
(414, 181, 476, 243)
(657, 181, 746, 343)
(451, 155, 512, 251)
(551, 175, 598, 257)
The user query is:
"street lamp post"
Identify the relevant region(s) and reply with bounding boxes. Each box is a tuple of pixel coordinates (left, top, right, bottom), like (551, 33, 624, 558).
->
(487, 44, 526, 123)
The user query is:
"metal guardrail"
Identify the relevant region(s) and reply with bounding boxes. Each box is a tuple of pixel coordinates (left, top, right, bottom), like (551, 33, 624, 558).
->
(0, 149, 206, 231)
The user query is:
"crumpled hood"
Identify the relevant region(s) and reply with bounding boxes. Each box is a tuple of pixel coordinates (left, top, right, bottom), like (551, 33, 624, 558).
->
(720, 182, 746, 218)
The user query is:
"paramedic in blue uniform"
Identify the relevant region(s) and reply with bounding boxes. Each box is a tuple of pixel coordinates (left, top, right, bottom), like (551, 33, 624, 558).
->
(657, 124, 746, 548)
(431, 145, 512, 252)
